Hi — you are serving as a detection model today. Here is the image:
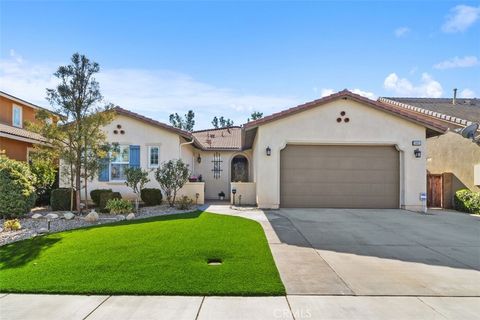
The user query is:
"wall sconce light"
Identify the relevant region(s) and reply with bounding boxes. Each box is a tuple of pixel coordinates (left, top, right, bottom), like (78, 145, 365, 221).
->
(197, 154, 202, 163)
(414, 148, 421, 158)
(266, 146, 271, 156)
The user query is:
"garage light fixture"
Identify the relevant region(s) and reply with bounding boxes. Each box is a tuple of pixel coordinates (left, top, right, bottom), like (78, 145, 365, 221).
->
(197, 154, 202, 164)
(266, 146, 271, 156)
(414, 148, 422, 158)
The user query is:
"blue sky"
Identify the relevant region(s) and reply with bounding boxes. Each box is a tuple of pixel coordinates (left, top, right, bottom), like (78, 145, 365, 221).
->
(1, 1, 479, 129)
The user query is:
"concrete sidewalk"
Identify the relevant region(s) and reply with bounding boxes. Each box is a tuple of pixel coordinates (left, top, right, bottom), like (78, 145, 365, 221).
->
(1, 293, 479, 320)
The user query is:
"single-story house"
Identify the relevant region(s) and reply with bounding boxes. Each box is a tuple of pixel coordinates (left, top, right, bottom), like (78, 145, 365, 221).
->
(379, 94, 480, 208)
(70, 90, 449, 211)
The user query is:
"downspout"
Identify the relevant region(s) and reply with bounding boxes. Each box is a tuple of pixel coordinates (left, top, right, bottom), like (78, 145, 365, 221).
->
(180, 137, 195, 172)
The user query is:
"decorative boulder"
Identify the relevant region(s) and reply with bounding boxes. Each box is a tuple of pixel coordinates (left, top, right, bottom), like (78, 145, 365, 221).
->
(116, 215, 126, 221)
(32, 213, 43, 219)
(63, 212, 75, 220)
(45, 213, 59, 219)
(38, 227, 49, 234)
(84, 210, 99, 222)
(126, 213, 135, 220)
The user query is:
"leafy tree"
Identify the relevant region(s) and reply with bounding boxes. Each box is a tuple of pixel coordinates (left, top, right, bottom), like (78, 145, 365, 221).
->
(154, 159, 190, 207)
(212, 116, 234, 128)
(248, 111, 263, 122)
(29, 154, 57, 205)
(124, 167, 150, 211)
(27, 53, 113, 213)
(169, 110, 195, 131)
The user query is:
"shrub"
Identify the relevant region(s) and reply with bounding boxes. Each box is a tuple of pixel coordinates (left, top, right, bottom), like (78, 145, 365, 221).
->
(176, 195, 193, 210)
(141, 188, 163, 206)
(3, 219, 21, 231)
(0, 156, 36, 218)
(105, 198, 133, 215)
(454, 189, 480, 214)
(29, 157, 57, 206)
(155, 159, 190, 207)
(99, 191, 122, 213)
(50, 188, 73, 211)
(90, 189, 112, 207)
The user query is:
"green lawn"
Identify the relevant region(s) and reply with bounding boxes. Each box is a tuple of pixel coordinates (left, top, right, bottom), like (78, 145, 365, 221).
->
(0, 211, 285, 296)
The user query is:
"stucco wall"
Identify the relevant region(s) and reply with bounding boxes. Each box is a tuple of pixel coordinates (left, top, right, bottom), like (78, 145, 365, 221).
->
(427, 131, 480, 193)
(0, 137, 32, 161)
(252, 99, 428, 211)
(230, 182, 256, 205)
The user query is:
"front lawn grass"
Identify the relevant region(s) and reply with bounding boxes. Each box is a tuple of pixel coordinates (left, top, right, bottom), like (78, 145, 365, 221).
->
(0, 211, 285, 296)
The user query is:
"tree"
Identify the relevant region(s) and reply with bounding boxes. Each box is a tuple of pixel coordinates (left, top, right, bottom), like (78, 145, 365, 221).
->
(154, 159, 190, 207)
(248, 111, 263, 122)
(211, 116, 234, 128)
(124, 167, 150, 211)
(169, 110, 195, 131)
(29, 154, 57, 205)
(27, 53, 113, 213)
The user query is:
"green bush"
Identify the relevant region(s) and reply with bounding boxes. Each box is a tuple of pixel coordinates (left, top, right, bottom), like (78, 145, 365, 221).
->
(90, 189, 112, 207)
(99, 191, 122, 213)
(0, 156, 36, 218)
(454, 189, 480, 214)
(50, 188, 73, 211)
(176, 195, 193, 210)
(141, 188, 163, 206)
(105, 198, 133, 215)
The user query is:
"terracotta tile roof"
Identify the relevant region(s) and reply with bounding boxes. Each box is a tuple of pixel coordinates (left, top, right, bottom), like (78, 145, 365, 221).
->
(113, 107, 193, 139)
(192, 127, 242, 150)
(244, 90, 448, 135)
(379, 97, 480, 128)
(0, 123, 47, 143)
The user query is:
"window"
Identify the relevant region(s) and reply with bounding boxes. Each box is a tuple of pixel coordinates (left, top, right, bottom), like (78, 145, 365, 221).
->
(110, 145, 129, 181)
(12, 105, 22, 127)
(148, 146, 160, 168)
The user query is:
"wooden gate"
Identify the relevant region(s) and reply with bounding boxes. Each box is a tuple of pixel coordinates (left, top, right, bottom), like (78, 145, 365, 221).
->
(427, 174, 443, 208)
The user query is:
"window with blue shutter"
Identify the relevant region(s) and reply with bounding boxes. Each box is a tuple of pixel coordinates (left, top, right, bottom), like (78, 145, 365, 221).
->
(98, 157, 109, 181)
(129, 145, 140, 169)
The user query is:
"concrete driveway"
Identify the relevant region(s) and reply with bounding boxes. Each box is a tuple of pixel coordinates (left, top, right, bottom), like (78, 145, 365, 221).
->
(266, 208, 480, 296)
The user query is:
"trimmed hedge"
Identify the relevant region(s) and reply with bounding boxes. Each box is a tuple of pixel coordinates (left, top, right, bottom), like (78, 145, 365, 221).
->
(0, 156, 36, 218)
(141, 188, 163, 206)
(454, 189, 480, 214)
(51, 188, 73, 211)
(90, 189, 112, 207)
(99, 191, 122, 213)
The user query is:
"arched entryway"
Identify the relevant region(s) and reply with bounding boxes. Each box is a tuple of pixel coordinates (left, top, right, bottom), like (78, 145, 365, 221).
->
(231, 155, 249, 182)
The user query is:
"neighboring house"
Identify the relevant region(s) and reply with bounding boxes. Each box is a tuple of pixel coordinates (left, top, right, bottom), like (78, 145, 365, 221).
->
(0, 91, 55, 161)
(75, 90, 448, 212)
(379, 96, 480, 209)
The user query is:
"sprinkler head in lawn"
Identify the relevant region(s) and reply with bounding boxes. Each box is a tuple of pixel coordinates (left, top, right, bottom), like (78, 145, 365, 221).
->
(207, 258, 222, 266)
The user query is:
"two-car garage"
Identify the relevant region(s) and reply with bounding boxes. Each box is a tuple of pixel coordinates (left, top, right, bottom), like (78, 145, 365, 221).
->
(280, 145, 400, 208)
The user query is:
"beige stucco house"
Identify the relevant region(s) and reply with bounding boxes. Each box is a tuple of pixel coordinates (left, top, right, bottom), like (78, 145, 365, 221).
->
(72, 90, 448, 212)
(380, 96, 480, 209)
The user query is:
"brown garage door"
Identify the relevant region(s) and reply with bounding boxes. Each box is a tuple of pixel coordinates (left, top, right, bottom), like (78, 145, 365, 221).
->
(280, 145, 399, 208)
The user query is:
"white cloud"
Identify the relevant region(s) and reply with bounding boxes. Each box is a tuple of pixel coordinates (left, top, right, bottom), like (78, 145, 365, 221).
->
(320, 88, 335, 97)
(319, 88, 376, 100)
(442, 5, 480, 33)
(0, 52, 299, 129)
(384, 73, 443, 97)
(434, 56, 478, 69)
(394, 27, 410, 37)
(460, 88, 476, 98)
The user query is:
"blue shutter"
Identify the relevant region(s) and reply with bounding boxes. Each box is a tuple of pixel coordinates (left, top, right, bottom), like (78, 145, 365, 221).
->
(98, 157, 109, 181)
(129, 145, 140, 168)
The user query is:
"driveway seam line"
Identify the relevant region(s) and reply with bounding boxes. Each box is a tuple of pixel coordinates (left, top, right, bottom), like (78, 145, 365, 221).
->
(194, 296, 205, 320)
(285, 295, 297, 320)
(0, 294, 8, 299)
(83, 295, 111, 320)
(346, 209, 475, 269)
(277, 211, 356, 295)
(416, 297, 449, 319)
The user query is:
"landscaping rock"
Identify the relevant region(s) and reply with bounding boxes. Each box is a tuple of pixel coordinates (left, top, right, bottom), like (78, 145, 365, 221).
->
(38, 228, 49, 234)
(63, 212, 75, 220)
(45, 213, 59, 219)
(32, 214, 43, 219)
(84, 210, 99, 222)
(126, 213, 135, 220)
(116, 215, 126, 221)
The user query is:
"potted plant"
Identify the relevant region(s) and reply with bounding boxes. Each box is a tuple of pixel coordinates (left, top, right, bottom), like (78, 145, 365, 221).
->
(188, 175, 198, 182)
(218, 191, 225, 200)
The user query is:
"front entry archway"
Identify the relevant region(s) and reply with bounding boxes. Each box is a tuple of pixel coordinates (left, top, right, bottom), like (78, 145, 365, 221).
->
(231, 155, 249, 182)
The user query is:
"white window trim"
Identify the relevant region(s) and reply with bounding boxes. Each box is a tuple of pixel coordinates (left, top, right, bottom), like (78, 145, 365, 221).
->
(148, 146, 160, 168)
(109, 144, 130, 182)
(12, 105, 23, 128)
